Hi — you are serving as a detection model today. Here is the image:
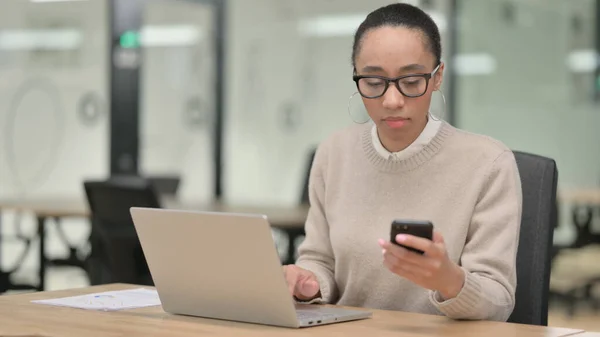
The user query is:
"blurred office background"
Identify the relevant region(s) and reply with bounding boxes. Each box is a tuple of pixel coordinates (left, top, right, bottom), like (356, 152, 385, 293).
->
(0, 0, 599, 329)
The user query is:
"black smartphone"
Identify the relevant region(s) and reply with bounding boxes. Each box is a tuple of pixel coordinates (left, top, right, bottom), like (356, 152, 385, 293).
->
(390, 220, 434, 255)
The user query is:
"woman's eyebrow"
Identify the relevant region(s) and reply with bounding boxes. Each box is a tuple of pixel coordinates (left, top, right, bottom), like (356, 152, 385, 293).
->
(360, 63, 426, 74)
(360, 65, 385, 73)
(399, 63, 426, 72)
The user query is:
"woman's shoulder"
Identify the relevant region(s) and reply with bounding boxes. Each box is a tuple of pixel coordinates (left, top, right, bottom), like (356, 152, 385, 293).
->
(444, 123, 514, 162)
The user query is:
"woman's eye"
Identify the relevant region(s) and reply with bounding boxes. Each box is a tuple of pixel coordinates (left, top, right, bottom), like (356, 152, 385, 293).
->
(366, 81, 384, 87)
(401, 78, 423, 87)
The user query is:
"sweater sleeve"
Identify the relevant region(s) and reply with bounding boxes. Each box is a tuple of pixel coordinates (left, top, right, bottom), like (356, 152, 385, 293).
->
(294, 144, 338, 304)
(429, 150, 522, 321)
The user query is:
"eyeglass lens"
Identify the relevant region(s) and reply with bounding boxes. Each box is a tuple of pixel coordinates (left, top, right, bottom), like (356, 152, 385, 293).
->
(357, 76, 428, 98)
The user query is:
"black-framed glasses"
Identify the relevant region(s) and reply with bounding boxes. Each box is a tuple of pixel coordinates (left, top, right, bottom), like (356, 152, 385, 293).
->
(352, 64, 440, 99)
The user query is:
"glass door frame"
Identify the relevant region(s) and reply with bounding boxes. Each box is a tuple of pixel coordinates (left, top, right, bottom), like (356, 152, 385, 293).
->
(108, 0, 226, 198)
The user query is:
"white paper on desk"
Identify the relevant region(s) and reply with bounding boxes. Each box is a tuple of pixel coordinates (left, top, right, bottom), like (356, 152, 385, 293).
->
(31, 288, 161, 311)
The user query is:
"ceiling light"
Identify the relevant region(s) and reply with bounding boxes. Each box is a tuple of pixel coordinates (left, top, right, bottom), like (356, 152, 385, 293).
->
(30, 0, 89, 3)
(298, 11, 446, 38)
(566, 49, 599, 73)
(139, 25, 203, 47)
(453, 53, 497, 75)
(297, 14, 366, 38)
(0, 29, 82, 51)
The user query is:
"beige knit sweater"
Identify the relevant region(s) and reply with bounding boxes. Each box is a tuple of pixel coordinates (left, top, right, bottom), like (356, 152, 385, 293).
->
(295, 121, 522, 321)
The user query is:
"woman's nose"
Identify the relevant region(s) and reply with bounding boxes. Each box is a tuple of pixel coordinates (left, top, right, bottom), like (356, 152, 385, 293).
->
(382, 84, 406, 110)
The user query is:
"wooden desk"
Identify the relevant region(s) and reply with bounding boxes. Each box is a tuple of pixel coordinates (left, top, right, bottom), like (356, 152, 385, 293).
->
(0, 198, 308, 291)
(0, 284, 586, 337)
(0, 197, 309, 229)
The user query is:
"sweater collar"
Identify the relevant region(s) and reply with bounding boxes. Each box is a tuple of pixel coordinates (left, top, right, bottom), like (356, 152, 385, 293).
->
(361, 120, 455, 173)
(371, 116, 443, 161)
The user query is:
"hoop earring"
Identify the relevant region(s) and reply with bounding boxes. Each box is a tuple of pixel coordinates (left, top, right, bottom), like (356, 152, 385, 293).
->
(347, 92, 370, 124)
(429, 89, 447, 121)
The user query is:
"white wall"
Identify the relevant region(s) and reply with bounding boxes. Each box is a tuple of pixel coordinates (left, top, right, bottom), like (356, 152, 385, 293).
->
(223, 0, 452, 206)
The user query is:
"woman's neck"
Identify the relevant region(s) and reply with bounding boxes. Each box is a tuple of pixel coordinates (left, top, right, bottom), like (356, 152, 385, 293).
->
(378, 118, 428, 153)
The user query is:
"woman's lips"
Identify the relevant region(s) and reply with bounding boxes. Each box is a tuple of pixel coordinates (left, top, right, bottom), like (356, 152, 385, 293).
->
(383, 117, 408, 128)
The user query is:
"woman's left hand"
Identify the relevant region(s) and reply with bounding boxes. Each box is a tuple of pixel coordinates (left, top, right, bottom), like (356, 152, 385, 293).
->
(378, 231, 465, 300)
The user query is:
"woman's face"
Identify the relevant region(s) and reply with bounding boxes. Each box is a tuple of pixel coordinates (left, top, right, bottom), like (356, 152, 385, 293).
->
(354, 26, 444, 145)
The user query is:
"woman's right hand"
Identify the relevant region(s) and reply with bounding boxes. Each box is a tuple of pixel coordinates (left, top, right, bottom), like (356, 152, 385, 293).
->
(283, 265, 321, 301)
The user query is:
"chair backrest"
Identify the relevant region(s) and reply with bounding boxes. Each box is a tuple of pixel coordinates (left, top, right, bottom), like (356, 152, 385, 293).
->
(300, 148, 317, 205)
(85, 179, 161, 226)
(148, 175, 181, 196)
(109, 174, 181, 196)
(508, 151, 558, 326)
(83, 179, 161, 285)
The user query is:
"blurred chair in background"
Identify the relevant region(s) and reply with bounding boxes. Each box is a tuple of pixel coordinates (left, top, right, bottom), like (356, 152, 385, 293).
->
(83, 178, 162, 286)
(271, 147, 317, 265)
(44, 174, 180, 286)
(109, 175, 181, 197)
(284, 147, 317, 264)
(147, 176, 181, 196)
(300, 148, 317, 205)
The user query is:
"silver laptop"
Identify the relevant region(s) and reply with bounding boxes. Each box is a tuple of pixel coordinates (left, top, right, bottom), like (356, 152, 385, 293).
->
(130, 207, 372, 328)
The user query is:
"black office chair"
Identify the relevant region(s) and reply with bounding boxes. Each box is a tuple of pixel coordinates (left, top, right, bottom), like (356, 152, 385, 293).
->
(300, 148, 317, 205)
(275, 147, 317, 264)
(148, 176, 181, 196)
(83, 179, 161, 286)
(109, 174, 181, 196)
(507, 151, 558, 326)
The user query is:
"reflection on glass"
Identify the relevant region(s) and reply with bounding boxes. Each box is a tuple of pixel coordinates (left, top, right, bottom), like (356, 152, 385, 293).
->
(0, 0, 108, 290)
(139, 0, 216, 203)
(454, 0, 599, 245)
(0, 0, 109, 199)
(223, 0, 452, 206)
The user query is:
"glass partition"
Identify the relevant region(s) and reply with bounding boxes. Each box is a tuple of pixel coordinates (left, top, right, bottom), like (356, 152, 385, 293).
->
(223, 0, 453, 206)
(0, 0, 110, 290)
(139, 0, 217, 203)
(0, 0, 110, 199)
(454, 0, 599, 243)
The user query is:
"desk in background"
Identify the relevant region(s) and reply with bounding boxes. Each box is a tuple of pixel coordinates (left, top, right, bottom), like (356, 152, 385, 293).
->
(552, 188, 600, 316)
(0, 198, 309, 291)
(0, 283, 587, 337)
(559, 189, 600, 205)
(558, 188, 600, 247)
